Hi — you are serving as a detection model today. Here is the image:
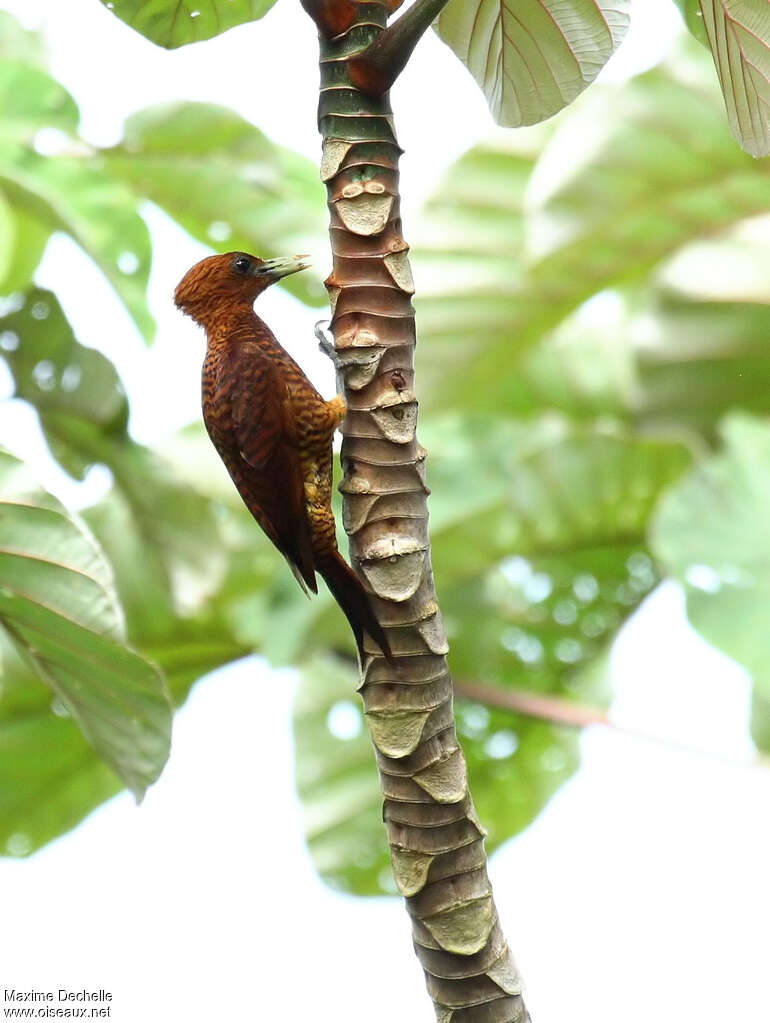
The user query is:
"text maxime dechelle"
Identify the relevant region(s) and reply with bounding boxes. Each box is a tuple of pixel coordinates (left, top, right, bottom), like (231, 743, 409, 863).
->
(4, 991, 112, 1019)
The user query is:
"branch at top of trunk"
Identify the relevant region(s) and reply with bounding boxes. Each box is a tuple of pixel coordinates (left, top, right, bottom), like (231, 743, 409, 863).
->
(300, 0, 359, 38)
(348, 0, 452, 95)
(302, 0, 404, 39)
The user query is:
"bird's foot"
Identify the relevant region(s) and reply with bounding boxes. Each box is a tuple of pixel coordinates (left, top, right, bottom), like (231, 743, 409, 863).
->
(315, 320, 340, 366)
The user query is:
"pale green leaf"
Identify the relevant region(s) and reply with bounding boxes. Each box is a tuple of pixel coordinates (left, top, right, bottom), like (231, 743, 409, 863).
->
(651, 412, 770, 699)
(750, 689, 770, 752)
(0, 189, 13, 285)
(0, 478, 247, 857)
(0, 12, 48, 68)
(699, 0, 770, 156)
(512, 291, 770, 436)
(632, 295, 770, 436)
(100, 0, 278, 49)
(434, 0, 630, 126)
(105, 102, 326, 306)
(414, 62, 770, 410)
(0, 59, 79, 137)
(0, 157, 154, 340)
(0, 451, 172, 801)
(0, 290, 226, 615)
(0, 38, 152, 336)
(0, 205, 50, 293)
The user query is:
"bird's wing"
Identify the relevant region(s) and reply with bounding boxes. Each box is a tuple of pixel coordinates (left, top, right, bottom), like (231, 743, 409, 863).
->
(227, 352, 317, 594)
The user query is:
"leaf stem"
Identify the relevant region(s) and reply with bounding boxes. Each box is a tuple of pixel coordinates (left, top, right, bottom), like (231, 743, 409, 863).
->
(349, 0, 452, 94)
(454, 680, 770, 771)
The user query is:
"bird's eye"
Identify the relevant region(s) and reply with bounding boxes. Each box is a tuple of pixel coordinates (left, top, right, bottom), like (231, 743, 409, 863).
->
(233, 256, 252, 275)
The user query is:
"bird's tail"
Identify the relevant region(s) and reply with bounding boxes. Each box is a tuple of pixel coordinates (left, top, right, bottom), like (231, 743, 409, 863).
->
(317, 551, 392, 662)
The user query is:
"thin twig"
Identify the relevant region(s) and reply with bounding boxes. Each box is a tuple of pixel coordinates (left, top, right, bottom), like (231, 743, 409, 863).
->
(454, 679, 770, 771)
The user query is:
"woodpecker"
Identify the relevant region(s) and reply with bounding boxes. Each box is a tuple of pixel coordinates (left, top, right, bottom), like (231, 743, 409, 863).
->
(174, 251, 390, 662)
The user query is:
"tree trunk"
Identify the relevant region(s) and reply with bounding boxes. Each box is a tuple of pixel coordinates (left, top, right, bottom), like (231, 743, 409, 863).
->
(303, 1, 532, 1019)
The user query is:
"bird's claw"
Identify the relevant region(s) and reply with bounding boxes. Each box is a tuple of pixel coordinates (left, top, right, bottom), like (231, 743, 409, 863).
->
(315, 319, 340, 364)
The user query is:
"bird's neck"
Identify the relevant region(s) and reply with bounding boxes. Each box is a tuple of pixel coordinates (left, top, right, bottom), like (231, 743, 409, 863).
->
(201, 302, 280, 353)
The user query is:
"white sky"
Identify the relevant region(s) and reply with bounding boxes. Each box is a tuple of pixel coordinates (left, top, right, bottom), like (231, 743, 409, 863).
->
(3, 2, 769, 1022)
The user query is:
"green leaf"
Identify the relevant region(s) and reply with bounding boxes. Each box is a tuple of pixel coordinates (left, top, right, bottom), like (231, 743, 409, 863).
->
(0, 483, 247, 858)
(293, 656, 384, 894)
(431, 422, 693, 583)
(0, 631, 122, 857)
(414, 61, 770, 411)
(0, 49, 152, 337)
(699, 0, 770, 156)
(0, 451, 172, 802)
(105, 102, 326, 306)
(434, 0, 630, 127)
(0, 157, 154, 340)
(749, 689, 770, 753)
(88, 446, 230, 620)
(0, 59, 79, 137)
(0, 12, 48, 68)
(651, 412, 770, 700)
(0, 189, 13, 286)
(0, 205, 50, 293)
(633, 296, 770, 437)
(294, 425, 693, 893)
(99, 0, 278, 49)
(0, 454, 123, 635)
(0, 290, 227, 617)
(0, 288, 129, 478)
(510, 290, 770, 437)
(85, 490, 249, 699)
(672, 0, 710, 46)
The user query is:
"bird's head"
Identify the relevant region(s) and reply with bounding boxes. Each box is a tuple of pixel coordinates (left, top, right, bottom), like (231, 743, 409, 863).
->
(174, 251, 310, 325)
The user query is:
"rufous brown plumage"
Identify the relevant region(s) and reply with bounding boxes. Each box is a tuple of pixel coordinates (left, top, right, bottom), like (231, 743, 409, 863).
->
(174, 251, 390, 661)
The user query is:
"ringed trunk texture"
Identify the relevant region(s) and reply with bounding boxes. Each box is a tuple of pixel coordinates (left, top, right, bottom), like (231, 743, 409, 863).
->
(306, 2, 532, 1020)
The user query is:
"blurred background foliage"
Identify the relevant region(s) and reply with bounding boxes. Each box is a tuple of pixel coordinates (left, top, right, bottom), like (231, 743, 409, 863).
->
(1, 5, 770, 894)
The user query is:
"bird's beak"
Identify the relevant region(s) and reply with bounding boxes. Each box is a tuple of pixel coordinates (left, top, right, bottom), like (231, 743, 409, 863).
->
(257, 255, 311, 280)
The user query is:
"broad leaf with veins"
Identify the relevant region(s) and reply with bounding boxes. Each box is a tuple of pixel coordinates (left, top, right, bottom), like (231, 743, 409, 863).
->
(414, 61, 770, 411)
(434, 0, 630, 126)
(0, 451, 172, 803)
(698, 0, 770, 157)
